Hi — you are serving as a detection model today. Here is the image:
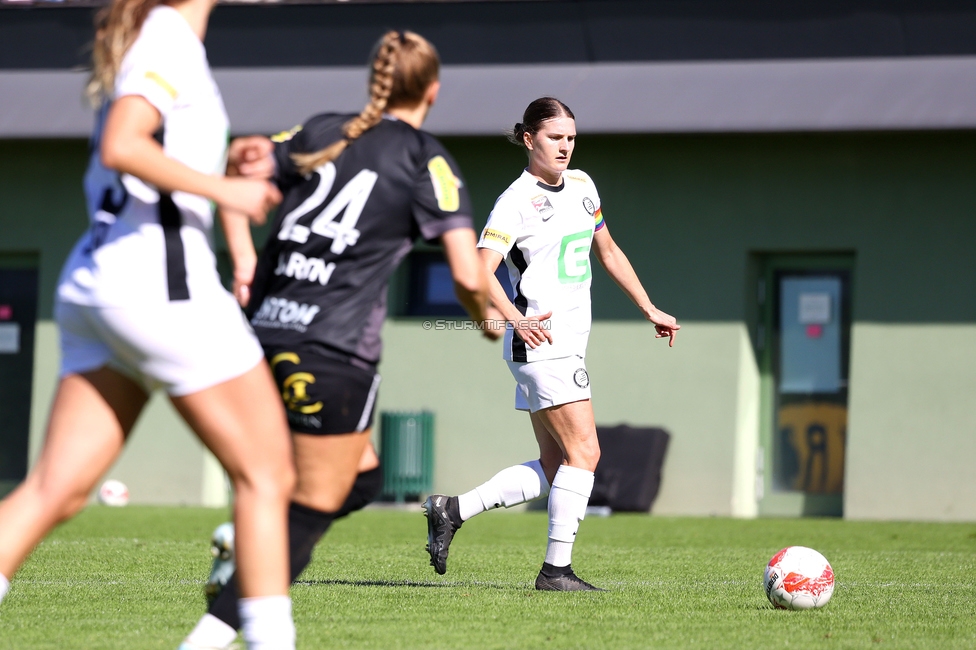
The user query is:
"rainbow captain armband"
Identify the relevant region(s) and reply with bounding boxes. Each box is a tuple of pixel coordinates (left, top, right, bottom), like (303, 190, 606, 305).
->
(594, 207, 605, 231)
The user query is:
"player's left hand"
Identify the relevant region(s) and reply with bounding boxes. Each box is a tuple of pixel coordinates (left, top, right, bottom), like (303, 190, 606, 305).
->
(227, 136, 276, 179)
(646, 306, 680, 347)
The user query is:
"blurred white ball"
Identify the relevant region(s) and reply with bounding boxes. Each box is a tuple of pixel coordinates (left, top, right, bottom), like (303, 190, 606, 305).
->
(97, 479, 129, 507)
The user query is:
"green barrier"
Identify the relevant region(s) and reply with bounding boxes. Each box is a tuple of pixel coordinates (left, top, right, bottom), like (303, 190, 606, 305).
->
(379, 411, 434, 502)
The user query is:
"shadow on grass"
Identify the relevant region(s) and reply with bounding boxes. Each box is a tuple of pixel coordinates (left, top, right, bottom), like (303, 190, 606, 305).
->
(295, 578, 516, 590)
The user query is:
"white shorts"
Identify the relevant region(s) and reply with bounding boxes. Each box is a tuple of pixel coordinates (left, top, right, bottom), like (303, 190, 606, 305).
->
(57, 291, 264, 397)
(507, 355, 591, 413)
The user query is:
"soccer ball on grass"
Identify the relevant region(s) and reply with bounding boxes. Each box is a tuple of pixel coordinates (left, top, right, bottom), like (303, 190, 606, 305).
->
(763, 546, 834, 610)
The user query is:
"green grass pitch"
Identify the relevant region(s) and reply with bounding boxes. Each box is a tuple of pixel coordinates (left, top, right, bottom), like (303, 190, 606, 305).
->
(0, 506, 974, 649)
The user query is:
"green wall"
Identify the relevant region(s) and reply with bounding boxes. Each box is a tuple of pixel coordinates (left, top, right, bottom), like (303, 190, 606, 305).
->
(2, 132, 974, 519)
(0, 141, 89, 321)
(846, 324, 976, 520)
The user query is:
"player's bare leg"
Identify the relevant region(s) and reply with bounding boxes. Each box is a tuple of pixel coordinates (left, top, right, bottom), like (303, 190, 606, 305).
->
(172, 361, 296, 649)
(335, 442, 384, 517)
(291, 430, 372, 512)
(531, 410, 565, 484)
(534, 399, 600, 474)
(0, 368, 146, 601)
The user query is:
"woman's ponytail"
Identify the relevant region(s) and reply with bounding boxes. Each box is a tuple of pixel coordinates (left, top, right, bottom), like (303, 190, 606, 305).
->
(291, 30, 441, 176)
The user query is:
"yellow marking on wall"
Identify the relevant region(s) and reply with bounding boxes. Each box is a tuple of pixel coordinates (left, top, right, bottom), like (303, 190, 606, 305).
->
(778, 402, 847, 494)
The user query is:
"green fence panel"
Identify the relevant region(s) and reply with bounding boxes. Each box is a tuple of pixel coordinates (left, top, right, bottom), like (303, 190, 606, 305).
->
(379, 411, 434, 502)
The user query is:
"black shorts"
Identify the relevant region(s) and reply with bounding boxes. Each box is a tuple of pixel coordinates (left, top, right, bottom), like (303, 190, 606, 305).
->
(264, 345, 380, 435)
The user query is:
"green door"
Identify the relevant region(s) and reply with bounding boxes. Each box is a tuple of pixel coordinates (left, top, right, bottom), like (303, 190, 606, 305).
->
(757, 254, 855, 517)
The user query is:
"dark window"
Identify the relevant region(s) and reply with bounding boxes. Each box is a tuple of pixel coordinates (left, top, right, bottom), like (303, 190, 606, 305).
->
(404, 250, 513, 317)
(0, 259, 39, 497)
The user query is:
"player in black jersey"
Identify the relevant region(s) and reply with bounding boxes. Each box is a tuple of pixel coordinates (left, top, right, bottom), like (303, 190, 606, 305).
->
(181, 31, 495, 648)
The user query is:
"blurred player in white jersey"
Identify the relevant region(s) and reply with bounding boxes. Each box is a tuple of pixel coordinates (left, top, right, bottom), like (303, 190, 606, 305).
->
(0, 0, 297, 647)
(424, 97, 680, 591)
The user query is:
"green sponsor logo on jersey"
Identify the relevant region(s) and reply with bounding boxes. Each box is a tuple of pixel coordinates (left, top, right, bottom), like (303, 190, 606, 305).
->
(558, 230, 592, 283)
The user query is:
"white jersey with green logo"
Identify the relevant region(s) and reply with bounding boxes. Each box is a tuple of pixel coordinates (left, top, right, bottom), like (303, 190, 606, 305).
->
(478, 168, 606, 362)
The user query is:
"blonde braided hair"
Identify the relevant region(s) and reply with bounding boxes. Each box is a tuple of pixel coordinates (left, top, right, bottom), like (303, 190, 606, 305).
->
(292, 30, 440, 175)
(87, 0, 165, 106)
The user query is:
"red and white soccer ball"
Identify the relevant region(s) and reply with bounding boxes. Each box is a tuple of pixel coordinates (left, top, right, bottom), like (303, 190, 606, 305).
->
(763, 546, 834, 610)
(97, 479, 130, 507)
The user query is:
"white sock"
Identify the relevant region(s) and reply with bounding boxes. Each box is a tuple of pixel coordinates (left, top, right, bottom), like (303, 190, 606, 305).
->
(239, 595, 295, 650)
(0, 572, 9, 604)
(545, 465, 595, 567)
(184, 613, 238, 649)
(457, 460, 549, 521)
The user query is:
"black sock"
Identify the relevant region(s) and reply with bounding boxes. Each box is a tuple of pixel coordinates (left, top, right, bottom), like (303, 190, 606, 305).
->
(335, 465, 383, 520)
(446, 496, 463, 528)
(208, 502, 337, 629)
(541, 562, 574, 578)
(286, 501, 337, 576)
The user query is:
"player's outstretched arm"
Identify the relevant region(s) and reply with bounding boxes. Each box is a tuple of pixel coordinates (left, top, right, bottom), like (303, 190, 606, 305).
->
(478, 249, 553, 348)
(592, 225, 680, 347)
(101, 96, 281, 222)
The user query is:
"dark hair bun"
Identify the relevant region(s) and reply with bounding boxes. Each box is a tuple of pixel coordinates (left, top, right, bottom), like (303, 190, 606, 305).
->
(507, 98, 574, 149)
(507, 122, 527, 146)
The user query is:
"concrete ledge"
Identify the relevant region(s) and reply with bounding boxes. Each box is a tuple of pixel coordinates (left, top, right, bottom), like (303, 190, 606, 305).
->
(4, 57, 976, 138)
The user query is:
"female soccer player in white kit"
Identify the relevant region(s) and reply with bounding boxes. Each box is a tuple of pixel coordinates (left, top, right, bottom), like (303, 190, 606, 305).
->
(0, 0, 297, 646)
(424, 97, 680, 591)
